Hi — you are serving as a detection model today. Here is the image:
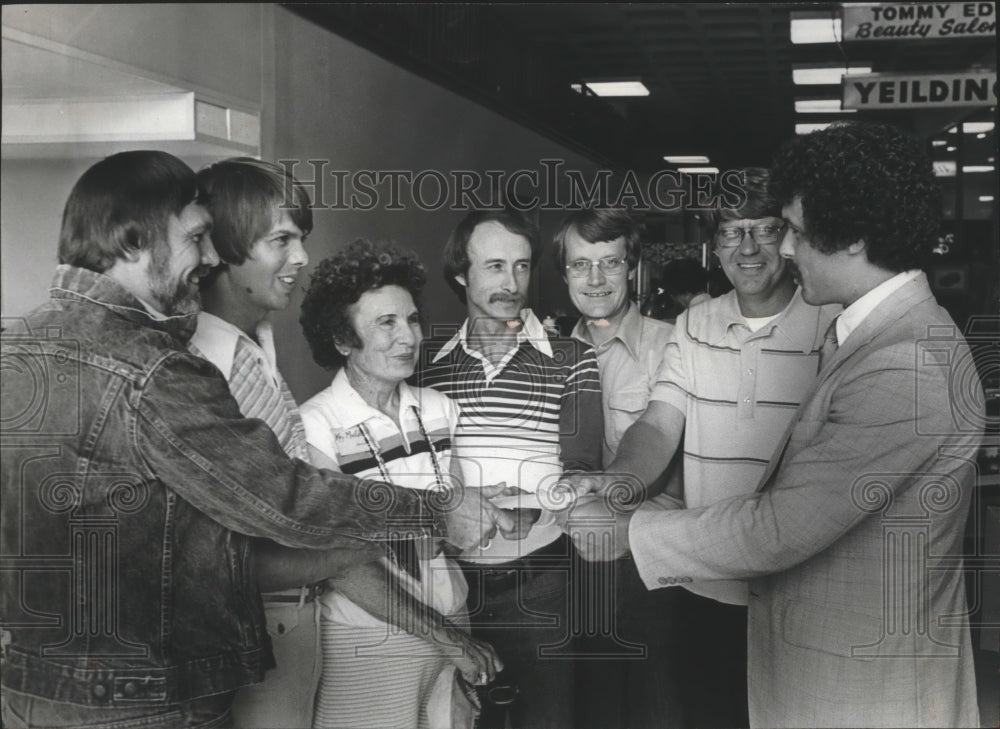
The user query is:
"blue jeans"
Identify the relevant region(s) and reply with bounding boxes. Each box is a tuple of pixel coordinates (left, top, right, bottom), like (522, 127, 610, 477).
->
(461, 544, 575, 729)
(1, 688, 234, 729)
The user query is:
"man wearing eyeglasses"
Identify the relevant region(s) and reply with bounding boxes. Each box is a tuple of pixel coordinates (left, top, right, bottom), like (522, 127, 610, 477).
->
(554, 207, 684, 729)
(558, 170, 840, 728)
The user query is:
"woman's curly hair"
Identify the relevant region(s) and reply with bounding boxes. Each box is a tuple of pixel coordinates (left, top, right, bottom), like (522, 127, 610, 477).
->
(769, 121, 939, 272)
(300, 239, 427, 372)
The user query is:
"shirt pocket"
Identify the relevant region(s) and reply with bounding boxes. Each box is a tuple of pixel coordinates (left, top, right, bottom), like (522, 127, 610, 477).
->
(608, 388, 648, 442)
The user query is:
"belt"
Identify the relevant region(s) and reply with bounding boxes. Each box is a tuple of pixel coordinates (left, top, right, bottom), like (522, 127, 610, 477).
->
(262, 582, 325, 604)
(458, 534, 572, 595)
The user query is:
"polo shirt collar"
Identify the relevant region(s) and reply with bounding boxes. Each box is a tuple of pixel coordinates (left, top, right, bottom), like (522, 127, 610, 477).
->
(432, 308, 553, 362)
(707, 287, 821, 354)
(328, 368, 422, 430)
(571, 302, 642, 361)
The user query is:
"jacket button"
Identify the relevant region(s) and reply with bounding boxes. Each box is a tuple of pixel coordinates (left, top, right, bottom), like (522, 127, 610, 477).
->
(277, 622, 285, 634)
(123, 681, 138, 698)
(92, 683, 108, 699)
(657, 577, 670, 585)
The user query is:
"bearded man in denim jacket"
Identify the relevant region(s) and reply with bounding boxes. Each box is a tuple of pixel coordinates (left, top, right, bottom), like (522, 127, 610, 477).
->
(0, 151, 506, 729)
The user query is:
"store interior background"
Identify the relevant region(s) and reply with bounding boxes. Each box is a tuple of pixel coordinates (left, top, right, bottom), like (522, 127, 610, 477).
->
(1, 4, 997, 724)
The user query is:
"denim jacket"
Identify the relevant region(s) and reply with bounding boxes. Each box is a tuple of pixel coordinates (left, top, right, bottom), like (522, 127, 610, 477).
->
(1, 266, 444, 707)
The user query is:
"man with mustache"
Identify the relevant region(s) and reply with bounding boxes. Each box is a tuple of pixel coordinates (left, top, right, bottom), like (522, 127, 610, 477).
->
(558, 170, 839, 728)
(417, 208, 603, 729)
(0, 151, 503, 729)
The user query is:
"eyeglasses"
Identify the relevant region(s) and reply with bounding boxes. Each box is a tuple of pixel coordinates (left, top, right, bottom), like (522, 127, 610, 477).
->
(565, 257, 627, 277)
(714, 223, 786, 248)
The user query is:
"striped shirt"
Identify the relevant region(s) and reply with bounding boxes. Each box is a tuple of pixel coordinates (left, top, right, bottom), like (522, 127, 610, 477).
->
(189, 311, 307, 460)
(649, 288, 840, 604)
(301, 370, 465, 729)
(417, 309, 603, 563)
(300, 370, 467, 624)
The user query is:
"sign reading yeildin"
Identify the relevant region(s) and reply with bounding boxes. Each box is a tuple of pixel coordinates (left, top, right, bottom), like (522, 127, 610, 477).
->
(843, 71, 997, 109)
(841, 2, 996, 40)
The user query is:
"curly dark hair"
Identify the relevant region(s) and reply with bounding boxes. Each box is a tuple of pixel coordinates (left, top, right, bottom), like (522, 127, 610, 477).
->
(300, 239, 427, 372)
(769, 122, 939, 272)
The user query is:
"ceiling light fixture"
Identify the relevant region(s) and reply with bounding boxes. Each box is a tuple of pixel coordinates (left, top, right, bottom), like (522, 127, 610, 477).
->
(794, 99, 855, 113)
(962, 165, 995, 173)
(575, 80, 650, 97)
(793, 65, 872, 85)
(795, 122, 833, 134)
(664, 155, 710, 164)
(964, 122, 995, 133)
(790, 13, 842, 44)
(677, 166, 719, 174)
(979, 195, 995, 202)
(933, 161, 957, 177)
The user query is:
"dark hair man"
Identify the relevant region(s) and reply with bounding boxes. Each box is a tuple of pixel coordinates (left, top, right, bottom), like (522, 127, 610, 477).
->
(561, 124, 982, 728)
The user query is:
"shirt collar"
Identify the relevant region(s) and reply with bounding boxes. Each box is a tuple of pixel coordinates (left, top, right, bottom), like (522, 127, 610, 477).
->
(328, 368, 421, 429)
(190, 311, 278, 380)
(47, 264, 198, 343)
(705, 287, 820, 353)
(571, 302, 643, 361)
(688, 292, 712, 308)
(432, 308, 553, 362)
(837, 269, 921, 346)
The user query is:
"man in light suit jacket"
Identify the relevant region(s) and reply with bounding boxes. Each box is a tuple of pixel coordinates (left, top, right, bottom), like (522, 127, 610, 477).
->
(559, 122, 983, 728)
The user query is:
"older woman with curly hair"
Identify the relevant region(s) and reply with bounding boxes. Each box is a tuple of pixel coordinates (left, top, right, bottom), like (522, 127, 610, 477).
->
(299, 239, 501, 729)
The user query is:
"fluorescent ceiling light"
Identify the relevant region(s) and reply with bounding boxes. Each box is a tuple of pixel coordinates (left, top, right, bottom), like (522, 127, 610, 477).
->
(793, 65, 872, 85)
(947, 122, 995, 134)
(933, 161, 956, 177)
(962, 165, 995, 173)
(790, 15, 842, 44)
(796, 123, 833, 134)
(979, 195, 995, 202)
(664, 155, 709, 164)
(579, 80, 650, 97)
(794, 99, 855, 114)
(677, 166, 719, 174)
(946, 146, 957, 152)
(964, 122, 995, 133)
(931, 140, 947, 147)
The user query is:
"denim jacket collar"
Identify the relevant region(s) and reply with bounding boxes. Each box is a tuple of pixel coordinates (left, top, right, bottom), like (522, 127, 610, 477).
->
(48, 264, 198, 344)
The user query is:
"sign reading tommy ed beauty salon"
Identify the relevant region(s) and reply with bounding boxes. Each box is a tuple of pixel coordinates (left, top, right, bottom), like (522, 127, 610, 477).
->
(843, 71, 997, 109)
(842, 2, 996, 40)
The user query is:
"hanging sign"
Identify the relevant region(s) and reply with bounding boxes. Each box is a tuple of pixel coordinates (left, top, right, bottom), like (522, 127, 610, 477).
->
(842, 70, 997, 109)
(841, 2, 996, 40)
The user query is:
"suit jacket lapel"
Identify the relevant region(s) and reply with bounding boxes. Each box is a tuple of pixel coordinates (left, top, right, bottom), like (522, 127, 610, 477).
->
(754, 274, 935, 493)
